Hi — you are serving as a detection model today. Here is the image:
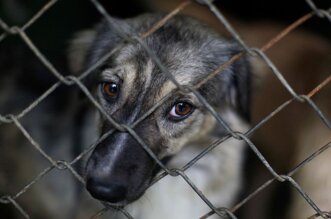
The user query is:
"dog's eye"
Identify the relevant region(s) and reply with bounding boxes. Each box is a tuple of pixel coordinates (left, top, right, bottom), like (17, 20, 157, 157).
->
(168, 102, 194, 121)
(102, 82, 120, 98)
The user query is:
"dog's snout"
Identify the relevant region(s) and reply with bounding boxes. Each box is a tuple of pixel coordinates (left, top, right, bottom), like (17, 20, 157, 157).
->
(86, 177, 127, 203)
(85, 131, 157, 204)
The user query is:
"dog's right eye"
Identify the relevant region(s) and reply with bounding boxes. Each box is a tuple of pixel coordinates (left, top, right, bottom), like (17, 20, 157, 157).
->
(168, 102, 194, 122)
(101, 82, 120, 99)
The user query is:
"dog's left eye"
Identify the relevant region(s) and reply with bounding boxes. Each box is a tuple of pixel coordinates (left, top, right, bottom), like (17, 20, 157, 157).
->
(168, 102, 194, 121)
(102, 82, 120, 98)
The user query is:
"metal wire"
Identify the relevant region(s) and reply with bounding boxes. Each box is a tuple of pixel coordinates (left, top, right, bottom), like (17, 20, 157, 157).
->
(0, 0, 330, 218)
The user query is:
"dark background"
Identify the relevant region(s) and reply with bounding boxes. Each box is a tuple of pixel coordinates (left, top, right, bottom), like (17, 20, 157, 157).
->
(1, 0, 330, 80)
(0, 0, 330, 218)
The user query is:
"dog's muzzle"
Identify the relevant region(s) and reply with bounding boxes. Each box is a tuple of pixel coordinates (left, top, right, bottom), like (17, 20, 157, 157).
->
(85, 131, 155, 205)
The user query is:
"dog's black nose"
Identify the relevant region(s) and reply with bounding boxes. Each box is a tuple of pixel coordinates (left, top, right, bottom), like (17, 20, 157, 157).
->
(86, 178, 127, 203)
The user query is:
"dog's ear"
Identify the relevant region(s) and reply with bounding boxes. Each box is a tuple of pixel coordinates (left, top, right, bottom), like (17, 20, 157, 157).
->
(67, 18, 132, 74)
(205, 40, 251, 121)
(227, 50, 251, 121)
(68, 29, 97, 74)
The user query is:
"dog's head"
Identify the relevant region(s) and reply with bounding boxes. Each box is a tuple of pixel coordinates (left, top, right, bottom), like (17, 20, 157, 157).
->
(70, 14, 250, 206)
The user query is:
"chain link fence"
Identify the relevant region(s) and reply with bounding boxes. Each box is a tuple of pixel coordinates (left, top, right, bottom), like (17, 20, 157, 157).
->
(0, 0, 330, 218)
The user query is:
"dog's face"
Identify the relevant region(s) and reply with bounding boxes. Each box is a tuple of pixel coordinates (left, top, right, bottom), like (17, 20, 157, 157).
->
(72, 14, 250, 206)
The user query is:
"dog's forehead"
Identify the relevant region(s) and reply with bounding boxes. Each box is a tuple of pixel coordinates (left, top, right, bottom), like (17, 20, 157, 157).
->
(112, 42, 207, 85)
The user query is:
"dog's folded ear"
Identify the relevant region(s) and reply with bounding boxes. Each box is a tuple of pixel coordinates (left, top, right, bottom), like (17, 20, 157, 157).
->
(68, 29, 97, 74)
(203, 40, 251, 122)
(212, 42, 251, 122)
(67, 18, 131, 74)
(228, 51, 251, 121)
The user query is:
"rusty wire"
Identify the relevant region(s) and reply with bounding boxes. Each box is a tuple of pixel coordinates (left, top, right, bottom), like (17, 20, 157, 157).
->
(0, 0, 330, 218)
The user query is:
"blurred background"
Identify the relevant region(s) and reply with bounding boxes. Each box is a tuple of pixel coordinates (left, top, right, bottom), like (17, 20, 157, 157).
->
(0, 0, 330, 79)
(0, 0, 330, 219)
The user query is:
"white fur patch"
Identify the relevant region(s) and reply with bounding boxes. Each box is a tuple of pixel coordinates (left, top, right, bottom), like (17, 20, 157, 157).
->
(122, 110, 248, 219)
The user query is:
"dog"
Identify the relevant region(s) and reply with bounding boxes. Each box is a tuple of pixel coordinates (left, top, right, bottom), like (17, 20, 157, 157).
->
(70, 13, 251, 219)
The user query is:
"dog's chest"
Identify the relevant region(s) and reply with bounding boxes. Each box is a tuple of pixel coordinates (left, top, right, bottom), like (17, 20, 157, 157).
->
(125, 137, 245, 219)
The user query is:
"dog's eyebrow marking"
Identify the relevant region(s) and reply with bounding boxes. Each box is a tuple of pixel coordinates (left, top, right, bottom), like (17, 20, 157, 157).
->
(100, 68, 123, 81)
(158, 80, 177, 101)
(142, 59, 153, 90)
(157, 71, 196, 101)
(123, 63, 138, 88)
